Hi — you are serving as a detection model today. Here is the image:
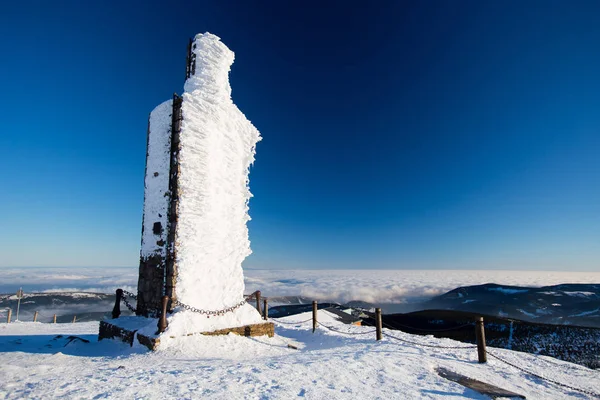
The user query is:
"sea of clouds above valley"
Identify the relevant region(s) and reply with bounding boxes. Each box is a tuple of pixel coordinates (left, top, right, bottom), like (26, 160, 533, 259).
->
(1, 267, 599, 305)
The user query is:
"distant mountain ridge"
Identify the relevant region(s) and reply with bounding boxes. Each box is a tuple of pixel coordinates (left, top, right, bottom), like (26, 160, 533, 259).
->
(424, 283, 600, 328)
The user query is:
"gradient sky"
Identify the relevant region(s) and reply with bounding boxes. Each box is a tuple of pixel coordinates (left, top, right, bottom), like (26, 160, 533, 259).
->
(1, 1, 599, 270)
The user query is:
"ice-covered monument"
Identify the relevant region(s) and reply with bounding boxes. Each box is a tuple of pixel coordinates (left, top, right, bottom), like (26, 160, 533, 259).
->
(99, 33, 272, 349)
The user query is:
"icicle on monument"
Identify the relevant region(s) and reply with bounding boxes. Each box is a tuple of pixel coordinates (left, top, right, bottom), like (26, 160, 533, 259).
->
(99, 33, 272, 350)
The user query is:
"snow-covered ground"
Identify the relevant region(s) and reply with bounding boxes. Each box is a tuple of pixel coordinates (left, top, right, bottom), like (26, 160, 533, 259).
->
(1, 311, 598, 399)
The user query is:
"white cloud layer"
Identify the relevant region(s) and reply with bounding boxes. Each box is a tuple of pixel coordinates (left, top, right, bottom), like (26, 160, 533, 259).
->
(1, 267, 599, 305)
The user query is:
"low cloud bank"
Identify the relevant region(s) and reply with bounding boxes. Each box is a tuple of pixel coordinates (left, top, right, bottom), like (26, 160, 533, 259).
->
(1, 267, 599, 305)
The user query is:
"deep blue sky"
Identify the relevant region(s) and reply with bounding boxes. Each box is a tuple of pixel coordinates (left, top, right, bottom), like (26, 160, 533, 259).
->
(1, 1, 598, 270)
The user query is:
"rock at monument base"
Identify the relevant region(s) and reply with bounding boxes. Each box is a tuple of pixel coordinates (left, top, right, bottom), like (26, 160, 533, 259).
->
(98, 317, 274, 352)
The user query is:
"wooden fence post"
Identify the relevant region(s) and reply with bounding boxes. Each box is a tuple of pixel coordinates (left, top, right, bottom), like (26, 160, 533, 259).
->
(376, 308, 382, 341)
(53, 314, 57, 324)
(312, 300, 318, 333)
(33, 311, 38, 322)
(475, 316, 487, 363)
(158, 295, 169, 333)
(256, 291, 262, 316)
(6, 309, 11, 323)
(263, 298, 268, 320)
(112, 289, 123, 319)
(72, 315, 77, 323)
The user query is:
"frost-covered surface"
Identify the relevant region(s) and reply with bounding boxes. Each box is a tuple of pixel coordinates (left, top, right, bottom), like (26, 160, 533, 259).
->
(1, 315, 599, 399)
(167, 33, 262, 333)
(140, 100, 173, 259)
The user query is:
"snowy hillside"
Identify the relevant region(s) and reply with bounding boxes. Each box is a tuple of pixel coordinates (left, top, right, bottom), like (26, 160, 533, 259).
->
(427, 283, 600, 327)
(1, 311, 599, 399)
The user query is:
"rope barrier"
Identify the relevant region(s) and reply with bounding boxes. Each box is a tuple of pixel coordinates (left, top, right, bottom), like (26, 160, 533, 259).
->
(382, 321, 475, 332)
(382, 331, 477, 349)
(486, 350, 600, 398)
(317, 321, 377, 336)
(272, 318, 313, 325)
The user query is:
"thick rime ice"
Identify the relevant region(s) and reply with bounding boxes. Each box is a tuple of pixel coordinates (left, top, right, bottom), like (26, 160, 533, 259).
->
(166, 33, 263, 335)
(140, 100, 172, 260)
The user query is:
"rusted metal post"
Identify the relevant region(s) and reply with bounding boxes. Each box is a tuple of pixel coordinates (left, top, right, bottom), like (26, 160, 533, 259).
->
(33, 311, 38, 322)
(53, 314, 57, 324)
(263, 298, 268, 320)
(312, 300, 318, 333)
(72, 315, 77, 323)
(475, 316, 487, 363)
(158, 295, 169, 333)
(255, 291, 262, 316)
(6, 309, 11, 323)
(376, 308, 382, 341)
(112, 289, 123, 319)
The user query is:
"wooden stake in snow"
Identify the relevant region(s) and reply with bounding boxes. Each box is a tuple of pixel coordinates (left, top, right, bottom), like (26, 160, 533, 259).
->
(53, 314, 57, 324)
(6, 309, 11, 324)
(476, 317, 487, 363)
(113, 289, 123, 319)
(33, 311, 38, 322)
(263, 298, 268, 320)
(158, 295, 169, 333)
(312, 301, 318, 333)
(376, 308, 382, 341)
(256, 291, 262, 316)
(72, 315, 77, 323)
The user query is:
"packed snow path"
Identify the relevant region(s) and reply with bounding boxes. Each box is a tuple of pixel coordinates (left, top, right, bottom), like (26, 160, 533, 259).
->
(0, 313, 598, 399)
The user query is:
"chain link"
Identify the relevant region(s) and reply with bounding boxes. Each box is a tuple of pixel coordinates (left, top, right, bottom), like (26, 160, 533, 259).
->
(120, 294, 138, 314)
(120, 290, 163, 318)
(118, 290, 247, 318)
(486, 350, 600, 398)
(172, 298, 247, 316)
(122, 290, 137, 300)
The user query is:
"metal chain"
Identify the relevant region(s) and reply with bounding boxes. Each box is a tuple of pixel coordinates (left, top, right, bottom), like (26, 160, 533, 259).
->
(486, 350, 600, 398)
(122, 290, 137, 300)
(120, 292, 138, 314)
(118, 290, 246, 317)
(172, 298, 248, 317)
(382, 331, 477, 349)
(120, 290, 162, 317)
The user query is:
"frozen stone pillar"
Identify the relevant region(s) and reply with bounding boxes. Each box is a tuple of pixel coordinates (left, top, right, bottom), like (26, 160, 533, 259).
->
(136, 33, 264, 333)
(165, 33, 264, 334)
(137, 99, 173, 316)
